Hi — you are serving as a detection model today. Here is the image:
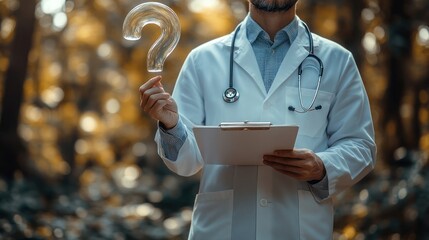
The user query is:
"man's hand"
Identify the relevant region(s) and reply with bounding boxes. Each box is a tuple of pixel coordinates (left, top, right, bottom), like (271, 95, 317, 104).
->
(139, 76, 178, 129)
(263, 149, 326, 182)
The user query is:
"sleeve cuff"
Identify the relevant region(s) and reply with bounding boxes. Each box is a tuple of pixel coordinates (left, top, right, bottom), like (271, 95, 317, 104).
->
(159, 117, 187, 142)
(158, 117, 187, 161)
(308, 174, 329, 201)
(310, 174, 328, 190)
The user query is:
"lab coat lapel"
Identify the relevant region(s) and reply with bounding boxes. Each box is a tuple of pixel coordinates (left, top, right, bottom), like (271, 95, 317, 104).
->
(223, 25, 267, 96)
(267, 20, 320, 99)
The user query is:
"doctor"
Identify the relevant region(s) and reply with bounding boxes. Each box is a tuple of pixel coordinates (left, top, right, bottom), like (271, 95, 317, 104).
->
(139, 0, 376, 239)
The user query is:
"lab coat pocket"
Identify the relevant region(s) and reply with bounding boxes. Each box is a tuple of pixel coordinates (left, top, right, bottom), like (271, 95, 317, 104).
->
(189, 190, 233, 240)
(298, 190, 333, 240)
(285, 87, 333, 137)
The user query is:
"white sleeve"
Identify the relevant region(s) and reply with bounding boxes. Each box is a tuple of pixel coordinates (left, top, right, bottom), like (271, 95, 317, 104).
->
(316, 52, 376, 199)
(154, 51, 205, 177)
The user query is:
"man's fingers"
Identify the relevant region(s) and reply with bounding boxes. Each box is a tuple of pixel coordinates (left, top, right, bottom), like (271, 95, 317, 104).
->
(264, 161, 312, 181)
(143, 92, 171, 112)
(139, 76, 162, 94)
(141, 86, 165, 107)
(148, 100, 168, 115)
(273, 149, 312, 158)
(263, 160, 303, 172)
(263, 157, 309, 167)
(154, 79, 163, 88)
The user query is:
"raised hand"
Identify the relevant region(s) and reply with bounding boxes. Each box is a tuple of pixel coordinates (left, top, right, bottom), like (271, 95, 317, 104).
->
(139, 76, 178, 129)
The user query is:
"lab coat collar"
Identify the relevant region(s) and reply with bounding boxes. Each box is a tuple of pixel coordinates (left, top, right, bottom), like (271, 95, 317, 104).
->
(221, 16, 320, 99)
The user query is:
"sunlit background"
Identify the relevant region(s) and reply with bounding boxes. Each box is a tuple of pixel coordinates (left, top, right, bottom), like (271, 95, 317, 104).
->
(0, 0, 428, 239)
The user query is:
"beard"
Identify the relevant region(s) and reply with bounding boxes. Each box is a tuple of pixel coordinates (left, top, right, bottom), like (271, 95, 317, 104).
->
(249, 0, 298, 12)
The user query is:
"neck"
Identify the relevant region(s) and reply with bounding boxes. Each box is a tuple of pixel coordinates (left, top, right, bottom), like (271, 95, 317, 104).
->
(249, 4, 296, 41)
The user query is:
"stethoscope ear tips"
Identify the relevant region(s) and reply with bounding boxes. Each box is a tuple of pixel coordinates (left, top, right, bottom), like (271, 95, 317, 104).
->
(223, 87, 240, 103)
(288, 105, 322, 112)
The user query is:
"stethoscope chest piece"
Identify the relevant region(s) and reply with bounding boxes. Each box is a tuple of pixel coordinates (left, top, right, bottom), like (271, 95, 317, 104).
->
(223, 87, 240, 103)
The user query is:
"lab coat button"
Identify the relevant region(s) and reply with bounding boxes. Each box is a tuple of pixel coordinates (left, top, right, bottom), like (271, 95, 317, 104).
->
(260, 198, 268, 207)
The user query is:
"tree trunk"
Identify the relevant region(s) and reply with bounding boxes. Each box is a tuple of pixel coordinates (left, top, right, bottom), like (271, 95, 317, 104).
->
(0, 0, 37, 179)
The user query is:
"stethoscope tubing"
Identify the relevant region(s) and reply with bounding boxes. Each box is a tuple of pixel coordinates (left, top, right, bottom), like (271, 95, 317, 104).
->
(223, 24, 242, 103)
(223, 20, 324, 114)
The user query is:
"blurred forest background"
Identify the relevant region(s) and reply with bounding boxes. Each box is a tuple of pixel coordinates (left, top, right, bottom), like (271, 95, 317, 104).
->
(0, 0, 428, 239)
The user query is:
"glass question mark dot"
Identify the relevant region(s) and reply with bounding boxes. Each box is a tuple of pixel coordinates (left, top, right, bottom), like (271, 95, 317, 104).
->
(123, 2, 181, 73)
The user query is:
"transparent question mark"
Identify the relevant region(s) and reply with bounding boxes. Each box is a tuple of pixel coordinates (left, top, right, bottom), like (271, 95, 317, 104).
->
(123, 2, 181, 72)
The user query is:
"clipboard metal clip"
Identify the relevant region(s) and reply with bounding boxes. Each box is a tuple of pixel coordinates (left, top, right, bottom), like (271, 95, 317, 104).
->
(219, 121, 272, 131)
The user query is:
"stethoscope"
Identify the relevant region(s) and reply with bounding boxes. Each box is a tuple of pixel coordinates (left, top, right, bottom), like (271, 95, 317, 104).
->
(223, 21, 324, 113)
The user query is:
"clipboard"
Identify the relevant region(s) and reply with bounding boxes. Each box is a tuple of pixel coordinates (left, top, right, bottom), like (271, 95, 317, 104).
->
(192, 122, 299, 165)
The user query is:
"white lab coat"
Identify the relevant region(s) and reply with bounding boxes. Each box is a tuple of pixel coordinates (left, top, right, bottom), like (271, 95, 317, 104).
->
(155, 17, 376, 240)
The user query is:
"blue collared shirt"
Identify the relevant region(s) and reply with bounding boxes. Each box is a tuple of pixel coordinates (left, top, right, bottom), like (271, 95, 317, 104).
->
(246, 15, 298, 92)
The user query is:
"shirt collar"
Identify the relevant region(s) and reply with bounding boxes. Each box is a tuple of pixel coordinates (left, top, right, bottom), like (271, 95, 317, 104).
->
(246, 14, 299, 45)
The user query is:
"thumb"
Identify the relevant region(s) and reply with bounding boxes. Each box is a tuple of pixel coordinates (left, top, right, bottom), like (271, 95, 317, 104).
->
(154, 76, 163, 89)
